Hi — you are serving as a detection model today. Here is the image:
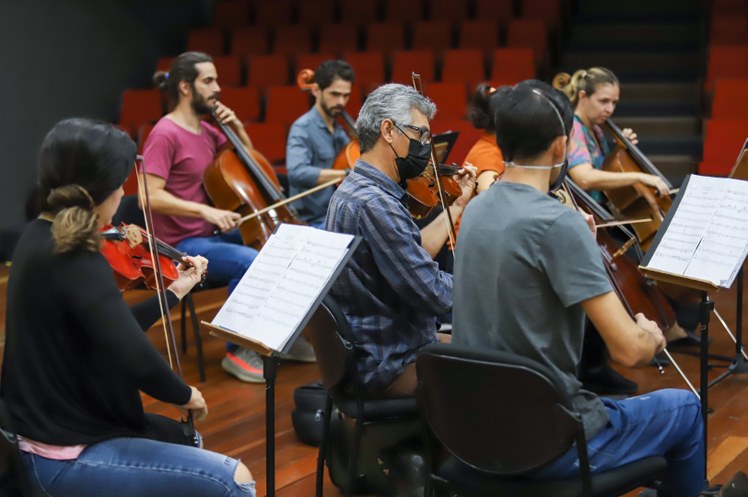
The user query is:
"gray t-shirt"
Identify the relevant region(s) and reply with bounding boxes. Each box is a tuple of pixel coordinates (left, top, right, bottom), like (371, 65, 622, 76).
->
(453, 182, 613, 439)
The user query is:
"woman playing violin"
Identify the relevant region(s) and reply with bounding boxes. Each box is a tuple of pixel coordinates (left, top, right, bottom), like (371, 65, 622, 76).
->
(0, 118, 255, 497)
(554, 67, 670, 202)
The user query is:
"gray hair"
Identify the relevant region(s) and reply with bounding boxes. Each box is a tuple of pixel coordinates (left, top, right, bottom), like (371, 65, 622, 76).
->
(356, 83, 437, 153)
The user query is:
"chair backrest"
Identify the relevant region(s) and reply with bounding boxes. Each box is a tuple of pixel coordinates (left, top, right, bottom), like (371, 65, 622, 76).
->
(264, 85, 312, 128)
(213, 55, 243, 87)
(220, 86, 262, 123)
(391, 49, 435, 85)
(441, 49, 486, 89)
(506, 18, 548, 65)
(212, 0, 251, 29)
(490, 47, 536, 85)
(364, 22, 406, 56)
(244, 122, 288, 165)
(273, 25, 313, 56)
(698, 118, 748, 176)
(118, 89, 163, 138)
(457, 20, 501, 57)
(0, 400, 36, 497)
(425, 82, 468, 121)
(410, 20, 453, 55)
(305, 297, 358, 393)
(416, 343, 583, 475)
(318, 24, 360, 55)
(230, 26, 270, 57)
(247, 54, 290, 89)
(712, 79, 748, 118)
(344, 50, 385, 94)
(186, 27, 225, 56)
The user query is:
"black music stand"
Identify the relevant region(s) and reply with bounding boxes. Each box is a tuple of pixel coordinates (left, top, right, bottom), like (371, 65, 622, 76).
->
(203, 226, 361, 497)
(639, 174, 748, 483)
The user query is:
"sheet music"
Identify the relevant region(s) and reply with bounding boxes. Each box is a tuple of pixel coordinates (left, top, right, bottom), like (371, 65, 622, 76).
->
(646, 175, 748, 288)
(211, 224, 354, 351)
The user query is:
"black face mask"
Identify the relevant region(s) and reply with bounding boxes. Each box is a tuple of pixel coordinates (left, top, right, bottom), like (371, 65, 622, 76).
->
(549, 159, 569, 192)
(390, 137, 432, 186)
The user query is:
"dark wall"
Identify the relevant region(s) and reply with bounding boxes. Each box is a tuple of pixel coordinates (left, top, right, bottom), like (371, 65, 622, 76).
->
(0, 0, 211, 228)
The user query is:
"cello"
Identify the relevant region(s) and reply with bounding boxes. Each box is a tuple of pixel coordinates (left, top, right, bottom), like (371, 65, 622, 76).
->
(559, 179, 701, 395)
(561, 179, 676, 334)
(203, 107, 303, 249)
(296, 68, 361, 171)
(602, 119, 673, 251)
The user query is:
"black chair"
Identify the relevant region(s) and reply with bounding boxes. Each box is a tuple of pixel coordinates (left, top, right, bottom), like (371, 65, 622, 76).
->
(112, 195, 206, 381)
(415, 343, 668, 497)
(0, 400, 39, 497)
(305, 296, 419, 497)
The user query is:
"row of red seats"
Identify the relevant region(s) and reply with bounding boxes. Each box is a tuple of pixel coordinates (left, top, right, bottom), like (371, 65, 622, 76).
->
(211, 0, 563, 30)
(157, 48, 535, 92)
(126, 78, 519, 145)
(187, 18, 549, 63)
(120, 47, 535, 135)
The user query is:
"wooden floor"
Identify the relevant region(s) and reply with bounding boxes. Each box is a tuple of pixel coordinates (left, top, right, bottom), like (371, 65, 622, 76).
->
(2, 265, 748, 496)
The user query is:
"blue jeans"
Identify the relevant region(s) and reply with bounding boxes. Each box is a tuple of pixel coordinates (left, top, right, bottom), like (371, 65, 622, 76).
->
(535, 389, 704, 497)
(176, 231, 258, 352)
(22, 438, 255, 497)
(175, 230, 258, 295)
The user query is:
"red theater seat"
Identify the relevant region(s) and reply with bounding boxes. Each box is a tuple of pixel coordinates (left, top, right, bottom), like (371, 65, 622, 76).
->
(699, 119, 748, 176)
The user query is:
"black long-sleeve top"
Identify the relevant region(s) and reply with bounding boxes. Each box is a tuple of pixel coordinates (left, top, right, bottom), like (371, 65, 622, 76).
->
(0, 219, 191, 446)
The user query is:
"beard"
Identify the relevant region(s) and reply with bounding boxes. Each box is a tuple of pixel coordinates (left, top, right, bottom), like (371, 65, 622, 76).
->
(191, 90, 218, 115)
(321, 100, 344, 118)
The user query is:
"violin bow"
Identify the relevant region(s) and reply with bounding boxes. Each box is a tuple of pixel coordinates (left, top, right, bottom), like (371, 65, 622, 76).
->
(411, 72, 458, 252)
(135, 155, 193, 425)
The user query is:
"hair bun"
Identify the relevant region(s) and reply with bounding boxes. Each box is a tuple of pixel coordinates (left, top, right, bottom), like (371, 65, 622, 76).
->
(152, 70, 169, 90)
(552, 72, 571, 89)
(46, 184, 94, 213)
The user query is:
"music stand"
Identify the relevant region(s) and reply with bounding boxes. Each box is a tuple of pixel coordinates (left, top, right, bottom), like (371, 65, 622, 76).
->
(431, 131, 459, 164)
(640, 174, 748, 481)
(203, 225, 361, 497)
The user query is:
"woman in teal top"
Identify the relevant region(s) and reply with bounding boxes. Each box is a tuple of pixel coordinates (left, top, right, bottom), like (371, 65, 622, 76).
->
(554, 67, 670, 202)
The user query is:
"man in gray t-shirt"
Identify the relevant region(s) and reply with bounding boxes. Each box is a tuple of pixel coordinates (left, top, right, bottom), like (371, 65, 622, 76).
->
(455, 181, 612, 437)
(452, 81, 705, 497)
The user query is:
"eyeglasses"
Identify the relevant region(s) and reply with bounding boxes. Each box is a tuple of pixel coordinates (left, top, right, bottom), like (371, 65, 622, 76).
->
(394, 122, 432, 145)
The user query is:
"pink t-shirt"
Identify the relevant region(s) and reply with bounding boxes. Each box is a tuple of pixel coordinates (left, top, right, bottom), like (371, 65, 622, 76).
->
(142, 118, 227, 246)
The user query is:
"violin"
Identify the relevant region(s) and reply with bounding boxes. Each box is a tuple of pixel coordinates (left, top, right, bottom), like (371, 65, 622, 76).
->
(406, 73, 463, 223)
(100, 223, 185, 291)
(296, 68, 361, 170)
(203, 107, 302, 249)
(560, 180, 676, 334)
(406, 162, 463, 220)
(602, 119, 673, 251)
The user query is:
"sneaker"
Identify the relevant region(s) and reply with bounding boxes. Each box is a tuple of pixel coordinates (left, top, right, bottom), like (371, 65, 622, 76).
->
(579, 363, 638, 396)
(221, 347, 265, 383)
(281, 336, 317, 363)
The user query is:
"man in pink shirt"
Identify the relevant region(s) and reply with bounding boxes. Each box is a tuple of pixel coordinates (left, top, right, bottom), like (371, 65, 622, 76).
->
(142, 52, 315, 383)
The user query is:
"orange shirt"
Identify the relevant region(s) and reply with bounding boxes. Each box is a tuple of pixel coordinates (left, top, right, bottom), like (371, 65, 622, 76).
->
(463, 131, 505, 179)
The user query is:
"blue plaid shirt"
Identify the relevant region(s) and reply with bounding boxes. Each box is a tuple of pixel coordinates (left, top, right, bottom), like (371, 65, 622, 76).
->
(325, 159, 452, 391)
